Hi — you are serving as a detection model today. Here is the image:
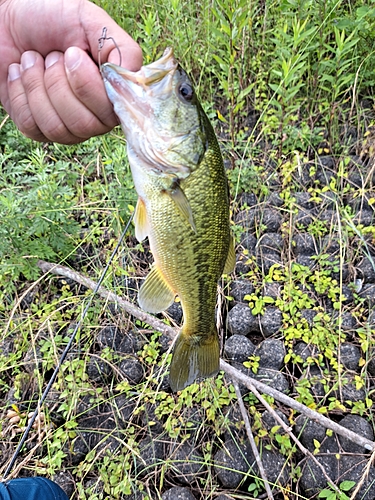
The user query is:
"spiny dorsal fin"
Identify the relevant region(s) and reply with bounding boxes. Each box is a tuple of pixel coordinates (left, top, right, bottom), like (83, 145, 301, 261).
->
(138, 264, 175, 313)
(168, 185, 196, 232)
(134, 198, 149, 242)
(223, 235, 236, 275)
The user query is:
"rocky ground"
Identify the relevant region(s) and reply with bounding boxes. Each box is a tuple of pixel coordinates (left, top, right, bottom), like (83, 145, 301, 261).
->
(2, 126, 375, 499)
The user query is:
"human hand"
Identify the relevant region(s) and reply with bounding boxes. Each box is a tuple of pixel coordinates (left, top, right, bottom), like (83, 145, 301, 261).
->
(0, 0, 143, 144)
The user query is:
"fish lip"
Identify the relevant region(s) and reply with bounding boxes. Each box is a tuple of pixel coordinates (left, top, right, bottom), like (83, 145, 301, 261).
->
(101, 47, 177, 89)
(101, 47, 178, 124)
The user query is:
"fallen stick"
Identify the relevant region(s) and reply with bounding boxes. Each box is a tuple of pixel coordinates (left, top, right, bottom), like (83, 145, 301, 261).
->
(36, 259, 375, 452)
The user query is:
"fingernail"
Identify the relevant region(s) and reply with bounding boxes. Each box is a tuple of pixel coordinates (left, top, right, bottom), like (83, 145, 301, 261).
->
(8, 63, 21, 82)
(21, 51, 37, 71)
(65, 47, 82, 72)
(45, 52, 61, 69)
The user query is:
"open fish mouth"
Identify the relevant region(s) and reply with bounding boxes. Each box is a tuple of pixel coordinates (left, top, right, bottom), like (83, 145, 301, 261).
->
(101, 47, 178, 109)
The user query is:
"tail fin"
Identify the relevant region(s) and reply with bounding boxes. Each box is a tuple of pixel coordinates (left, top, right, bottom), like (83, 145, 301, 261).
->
(169, 330, 220, 392)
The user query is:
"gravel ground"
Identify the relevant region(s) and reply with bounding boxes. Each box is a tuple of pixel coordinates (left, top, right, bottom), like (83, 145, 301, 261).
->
(1, 144, 375, 499)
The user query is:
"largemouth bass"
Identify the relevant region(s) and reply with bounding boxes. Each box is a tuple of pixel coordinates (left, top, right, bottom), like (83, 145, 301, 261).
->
(101, 48, 234, 391)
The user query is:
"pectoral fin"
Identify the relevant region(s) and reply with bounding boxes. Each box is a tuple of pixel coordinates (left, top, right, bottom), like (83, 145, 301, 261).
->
(223, 235, 236, 274)
(168, 186, 196, 232)
(138, 264, 175, 313)
(134, 198, 149, 242)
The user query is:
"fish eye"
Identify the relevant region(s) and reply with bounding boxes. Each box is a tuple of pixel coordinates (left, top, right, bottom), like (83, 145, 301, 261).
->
(178, 82, 194, 102)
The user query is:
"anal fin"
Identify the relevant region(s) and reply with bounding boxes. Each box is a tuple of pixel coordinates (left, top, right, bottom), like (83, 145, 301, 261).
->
(138, 264, 175, 313)
(134, 197, 149, 242)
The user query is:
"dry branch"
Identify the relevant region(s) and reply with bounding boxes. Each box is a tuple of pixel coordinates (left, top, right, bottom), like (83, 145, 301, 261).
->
(37, 259, 375, 452)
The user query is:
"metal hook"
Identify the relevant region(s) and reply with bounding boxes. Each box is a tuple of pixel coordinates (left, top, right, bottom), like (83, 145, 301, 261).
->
(98, 27, 122, 69)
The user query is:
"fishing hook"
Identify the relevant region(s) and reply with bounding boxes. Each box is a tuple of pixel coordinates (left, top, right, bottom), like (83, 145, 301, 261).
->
(98, 27, 122, 70)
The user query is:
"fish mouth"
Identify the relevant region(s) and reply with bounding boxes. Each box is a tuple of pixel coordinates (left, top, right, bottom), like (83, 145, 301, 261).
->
(101, 47, 178, 117)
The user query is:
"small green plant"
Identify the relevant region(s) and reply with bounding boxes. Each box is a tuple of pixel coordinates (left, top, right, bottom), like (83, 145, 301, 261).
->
(319, 480, 356, 500)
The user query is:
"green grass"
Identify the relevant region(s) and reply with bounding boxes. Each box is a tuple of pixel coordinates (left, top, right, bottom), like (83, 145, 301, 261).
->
(1, 0, 375, 498)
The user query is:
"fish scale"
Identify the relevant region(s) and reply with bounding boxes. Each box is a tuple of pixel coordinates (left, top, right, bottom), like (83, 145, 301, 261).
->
(101, 48, 235, 391)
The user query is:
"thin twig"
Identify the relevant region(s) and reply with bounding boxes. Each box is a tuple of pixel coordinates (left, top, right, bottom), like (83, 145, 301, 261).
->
(349, 447, 375, 500)
(36, 259, 375, 452)
(232, 380, 274, 500)
(249, 383, 342, 496)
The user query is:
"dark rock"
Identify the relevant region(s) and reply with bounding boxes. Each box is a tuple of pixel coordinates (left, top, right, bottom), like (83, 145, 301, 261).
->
(170, 441, 206, 485)
(235, 252, 251, 275)
(260, 307, 282, 337)
(353, 209, 374, 226)
(358, 257, 375, 283)
(295, 192, 315, 210)
(296, 255, 317, 268)
(214, 438, 255, 488)
(234, 208, 256, 229)
(224, 334, 256, 362)
(227, 304, 259, 335)
(339, 343, 361, 371)
(118, 330, 146, 354)
(341, 379, 366, 403)
(320, 190, 337, 208)
(52, 471, 75, 498)
(19, 285, 40, 310)
(136, 436, 165, 476)
(257, 252, 283, 274)
(97, 326, 125, 350)
(301, 309, 317, 328)
(341, 459, 375, 499)
(341, 285, 354, 304)
(261, 409, 289, 433)
(139, 403, 164, 434)
(124, 489, 147, 500)
(240, 232, 257, 253)
(338, 415, 374, 453)
(113, 394, 136, 426)
(320, 209, 339, 225)
(86, 355, 112, 382)
(320, 236, 340, 255)
(315, 156, 336, 185)
(235, 207, 283, 233)
(261, 449, 290, 486)
(358, 283, 375, 307)
(294, 416, 327, 452)
(258, 233, 283, 253)
(159, 333, 173, 354)
(238, 192, 257, 208)
(229, 280, 255, 303)
(67, 430, 99, 465)
(263, 282, 282, 299)
(266, 192, 284, 207)
(23, 346, 42, 374)
(251, 368, 289, 394)
(118, 357, 144, 384)
(340, 312, 357, 331)
(300, 454, 338, 496)
(161, 487, 197, 500)
(331, 261, 350, 282)
(295, 162, 313, 186)
(166, 301, 183, 323)
(293, 341, 319, 362)
(260, 208, 283, 233)
(292, 233, 317, 256)
(295, 207, 314, 228)
(255, 339, 285, 370)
